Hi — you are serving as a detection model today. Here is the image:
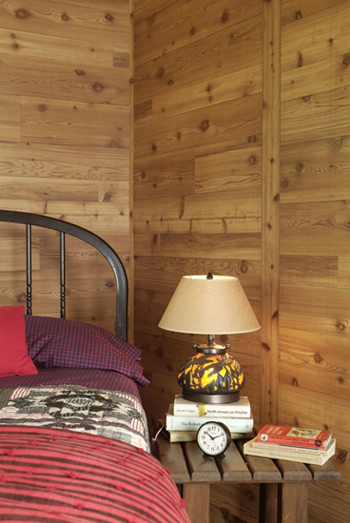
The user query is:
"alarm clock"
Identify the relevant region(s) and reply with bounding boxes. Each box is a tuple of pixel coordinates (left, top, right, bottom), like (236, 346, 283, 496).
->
(196, 421, 231, 459)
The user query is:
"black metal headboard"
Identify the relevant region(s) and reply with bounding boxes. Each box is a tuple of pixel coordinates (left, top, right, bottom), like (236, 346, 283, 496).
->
(0, 210, 128, 341)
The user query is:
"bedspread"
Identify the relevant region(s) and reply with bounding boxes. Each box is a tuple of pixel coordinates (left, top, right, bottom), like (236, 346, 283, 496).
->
(0, 426, 190, 522)
(0, 385, 149, 452)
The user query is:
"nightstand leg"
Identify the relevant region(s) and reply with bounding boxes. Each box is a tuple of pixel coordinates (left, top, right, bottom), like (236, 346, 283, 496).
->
(259, 483, 278, 523)
(280, 483, 308, 523)
(182, 483, 210, 523)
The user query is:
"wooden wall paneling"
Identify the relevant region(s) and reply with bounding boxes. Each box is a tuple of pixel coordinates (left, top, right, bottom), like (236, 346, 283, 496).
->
(0, 0, 130, 46)
(134, 15, 262, 106)
(135, 94, 262, 159)
(260, 0, 281, 425)
(281, 0, 347, 25)
(0, 28, 114, 67)
(280, 136, 350, 203)
(134, 1, 263, 521)
(281, 1, 350, 71)
(147, 64, 263, 122)
(279, 327, 350, 399)
(0, 0, 132, 336)
(134, 0, 207, 65)
(133, 149, 195, 200)
(0, 95, 21, 142)
(280, 0, 350, 520)
(0, 54, 130, 105)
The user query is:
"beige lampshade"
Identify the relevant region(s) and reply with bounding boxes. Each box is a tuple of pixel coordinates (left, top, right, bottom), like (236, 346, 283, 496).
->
(158, 274, 260, 335)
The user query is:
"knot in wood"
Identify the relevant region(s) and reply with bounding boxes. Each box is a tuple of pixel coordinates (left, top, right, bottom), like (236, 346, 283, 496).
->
(105, 14, 114, 22)
(157, 68, 164, 77)
(314, 353, 323, 364)
(221, 10, 229, 22)
(296, 11, 302, 19)
(75, 69, 85, 76)
(200, 119, 209, 131)
(157, 347, 163, 357)
(337, 449, 348, 463)
(16, 293, 26, 303)
(152, 144, 157, 151)
(38, 104, 47, 112)
(15, 8, 31, 19)
(190, 26, 196, 36)
(240, 261, 248, 273)
(61, 12, 69, 21)
(342, 53, 350, 67)
(93, 83, 104, 92)
(249, 155, 257, 165)
(336, 321, 346, 330)
(293, 378, 299, 387)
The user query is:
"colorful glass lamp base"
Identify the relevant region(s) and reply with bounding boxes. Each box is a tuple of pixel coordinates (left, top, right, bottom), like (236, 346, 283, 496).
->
(178, 349, 245, 404)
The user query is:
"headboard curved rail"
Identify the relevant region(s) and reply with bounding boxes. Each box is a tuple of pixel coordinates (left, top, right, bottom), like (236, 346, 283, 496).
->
(0, 210, 128, 341)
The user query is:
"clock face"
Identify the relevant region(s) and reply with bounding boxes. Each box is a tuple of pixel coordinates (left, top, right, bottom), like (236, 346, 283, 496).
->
(196, 421, 231, 457)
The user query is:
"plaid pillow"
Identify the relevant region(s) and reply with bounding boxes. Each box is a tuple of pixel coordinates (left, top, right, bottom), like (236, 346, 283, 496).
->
(24, 316, 149, 387)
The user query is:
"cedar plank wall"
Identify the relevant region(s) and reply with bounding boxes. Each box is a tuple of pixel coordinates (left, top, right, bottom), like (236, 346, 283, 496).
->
(0, 0, 132, 335)
(133, 1, 350, 522)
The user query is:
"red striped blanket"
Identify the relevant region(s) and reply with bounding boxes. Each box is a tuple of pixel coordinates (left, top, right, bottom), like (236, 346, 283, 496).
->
(0, 426, 190, 523)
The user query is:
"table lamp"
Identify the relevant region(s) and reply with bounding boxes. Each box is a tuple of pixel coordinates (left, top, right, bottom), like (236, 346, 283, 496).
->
(158, 273, 260, 403)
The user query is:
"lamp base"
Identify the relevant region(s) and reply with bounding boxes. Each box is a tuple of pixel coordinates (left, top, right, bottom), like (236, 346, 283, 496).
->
(182, 389, 240, 404)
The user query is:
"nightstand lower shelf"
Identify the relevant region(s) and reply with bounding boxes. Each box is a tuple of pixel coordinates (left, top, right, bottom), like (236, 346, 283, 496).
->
(156, 436, 341, 523)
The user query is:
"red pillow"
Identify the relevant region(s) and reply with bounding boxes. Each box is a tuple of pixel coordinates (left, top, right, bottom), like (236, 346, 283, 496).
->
(0, 306, 38, 377)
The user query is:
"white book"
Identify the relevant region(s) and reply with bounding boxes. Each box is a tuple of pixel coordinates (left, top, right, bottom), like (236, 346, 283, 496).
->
(173, 394, 251, 418)
(243, 437, 336, 465)
(165, 404, 254, 432)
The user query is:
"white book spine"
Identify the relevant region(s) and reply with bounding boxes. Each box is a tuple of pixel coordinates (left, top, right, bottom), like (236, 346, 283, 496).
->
(166, 414, 254, 432)
(173, 396, 251, 418)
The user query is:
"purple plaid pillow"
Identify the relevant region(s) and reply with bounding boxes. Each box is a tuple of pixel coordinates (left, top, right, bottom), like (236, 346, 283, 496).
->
(24, 316, 149, 387)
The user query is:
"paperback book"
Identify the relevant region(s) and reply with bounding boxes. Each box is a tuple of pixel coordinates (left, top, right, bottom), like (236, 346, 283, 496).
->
(173, 394, 251, 418)
(165, 404, 254, 432)
(243, 436, 336, 465)
(157, 420, 254, 443)
(257, 424, 332, 450)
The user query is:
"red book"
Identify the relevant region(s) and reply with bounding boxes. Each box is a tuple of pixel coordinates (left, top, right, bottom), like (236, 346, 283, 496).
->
(257, 425, 332, 449)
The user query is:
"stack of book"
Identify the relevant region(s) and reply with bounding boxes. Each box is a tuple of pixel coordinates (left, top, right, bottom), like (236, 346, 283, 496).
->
(162, 394, 254, 442)
(243, 424, 336, 465)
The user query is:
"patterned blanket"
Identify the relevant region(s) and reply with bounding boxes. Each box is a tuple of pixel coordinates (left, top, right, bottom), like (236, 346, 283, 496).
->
(0, 426, 190, 522)
(0, 385, 150, 452)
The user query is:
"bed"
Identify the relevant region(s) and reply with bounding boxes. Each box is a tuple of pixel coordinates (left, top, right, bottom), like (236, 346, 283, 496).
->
(0, 210, 190, 523)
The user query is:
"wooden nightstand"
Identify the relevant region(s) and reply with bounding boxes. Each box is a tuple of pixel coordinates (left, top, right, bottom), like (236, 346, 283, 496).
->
(156, 435, 341, 523)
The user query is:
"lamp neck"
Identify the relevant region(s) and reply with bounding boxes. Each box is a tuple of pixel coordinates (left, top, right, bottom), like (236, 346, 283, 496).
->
(193, 334, 230, 355)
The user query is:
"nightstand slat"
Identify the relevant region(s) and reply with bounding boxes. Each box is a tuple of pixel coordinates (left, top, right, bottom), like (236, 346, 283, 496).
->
(217, 441, 252, 481)
(184, 441, 221, 482)
(157, 437, 190, 483)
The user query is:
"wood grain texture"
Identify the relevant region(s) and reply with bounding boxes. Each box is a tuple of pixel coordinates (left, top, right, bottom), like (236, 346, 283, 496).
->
(0, 0, 132, 336)
(261, 0, 281, 425)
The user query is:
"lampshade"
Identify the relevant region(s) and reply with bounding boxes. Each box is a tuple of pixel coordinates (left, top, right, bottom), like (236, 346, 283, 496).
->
(158, 274, 260, 336)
